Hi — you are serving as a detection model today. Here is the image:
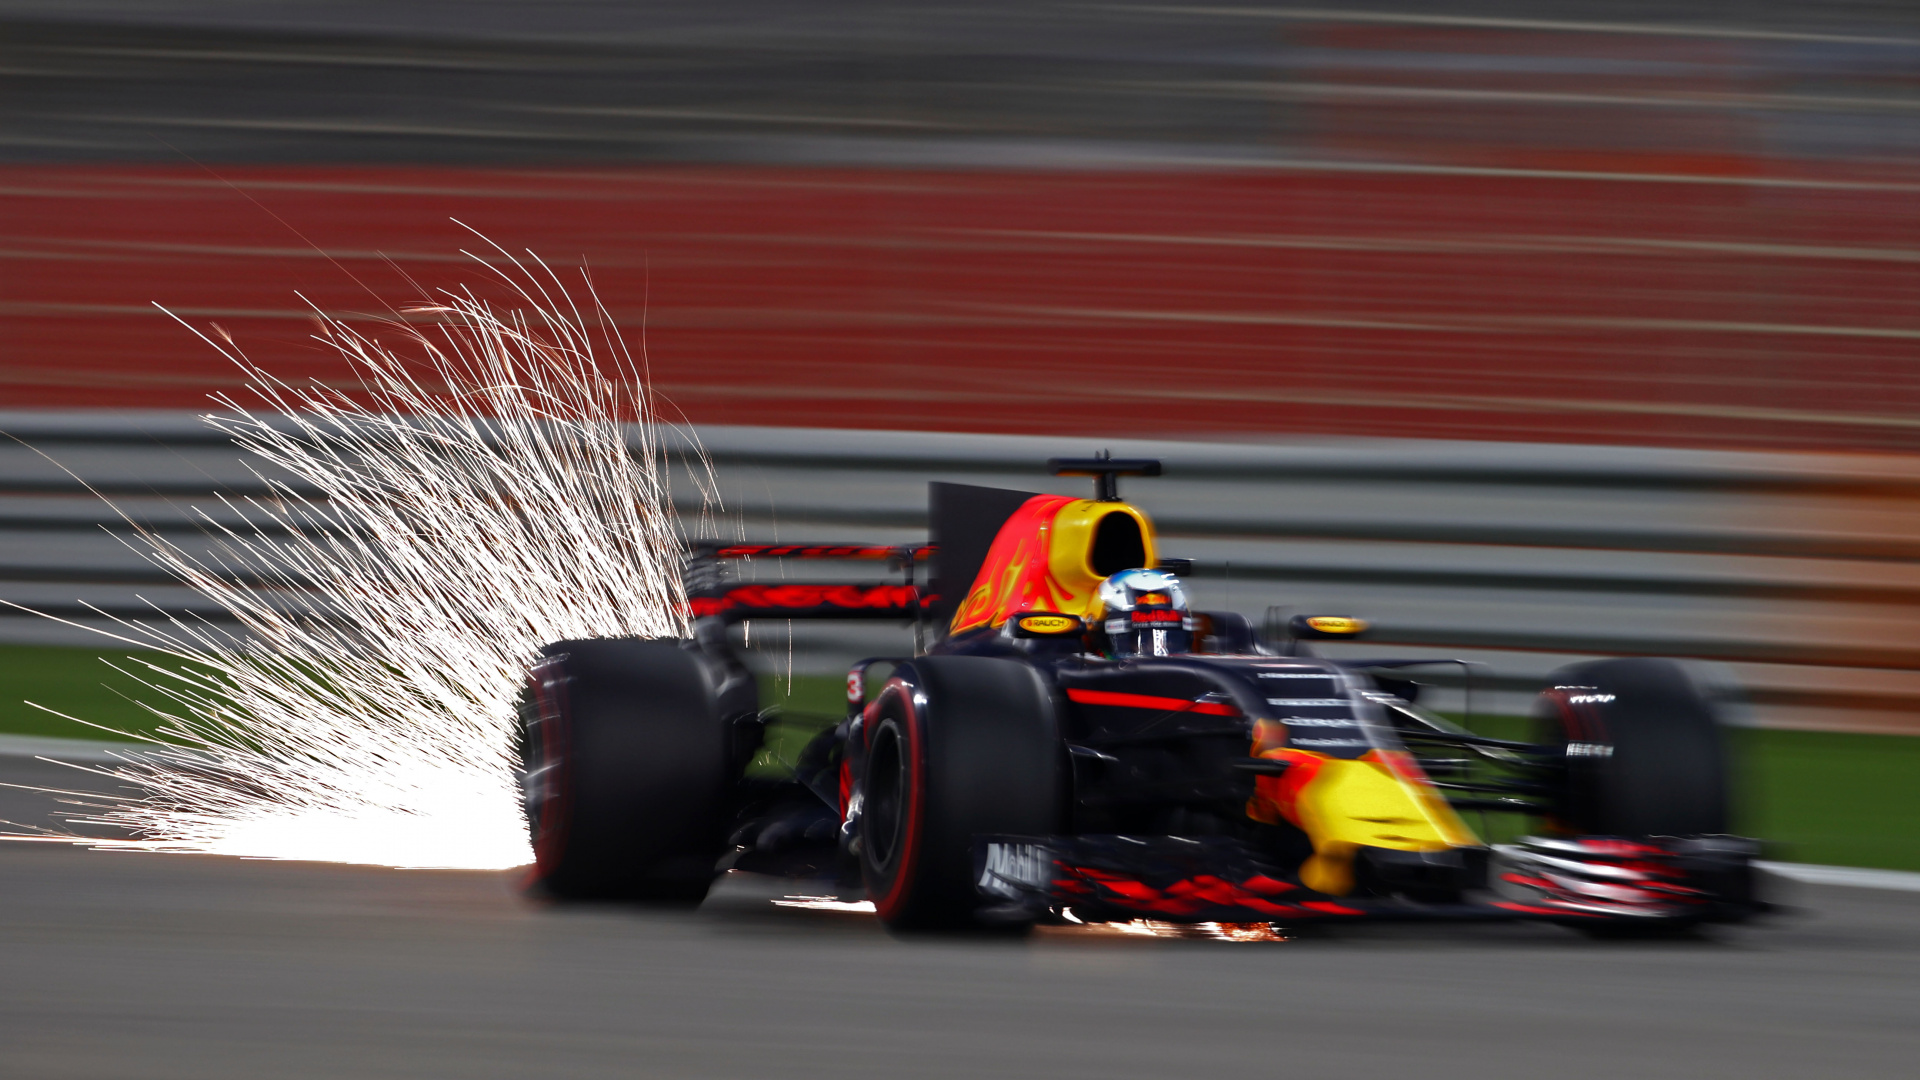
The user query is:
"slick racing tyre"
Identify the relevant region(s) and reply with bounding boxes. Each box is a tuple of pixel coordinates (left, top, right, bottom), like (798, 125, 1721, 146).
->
(1533, 658, 1729, 837)
(518, 638, 735, 903)
(859, 656, 1063, 931)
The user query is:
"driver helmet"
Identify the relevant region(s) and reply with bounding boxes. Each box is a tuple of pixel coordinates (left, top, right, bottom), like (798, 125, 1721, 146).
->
(1089, 567, 1196, 658)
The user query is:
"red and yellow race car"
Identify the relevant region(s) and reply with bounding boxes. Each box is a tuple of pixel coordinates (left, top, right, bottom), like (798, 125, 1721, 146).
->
(517, 457, 1761, 933)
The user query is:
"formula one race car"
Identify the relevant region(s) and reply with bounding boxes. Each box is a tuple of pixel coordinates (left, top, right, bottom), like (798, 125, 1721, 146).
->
(516, 457, 1761, 933)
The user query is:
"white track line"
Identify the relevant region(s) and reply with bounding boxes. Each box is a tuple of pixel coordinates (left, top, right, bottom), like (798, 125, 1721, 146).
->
(1134, 6, 1920, 47)
(1759, 861, 1920, 893)
(0, 734, 150, 763)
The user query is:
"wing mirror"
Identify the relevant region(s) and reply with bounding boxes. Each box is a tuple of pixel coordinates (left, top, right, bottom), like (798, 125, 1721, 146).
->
(1009, 612, 1086, 638)
(1288, 615, 1370, 640)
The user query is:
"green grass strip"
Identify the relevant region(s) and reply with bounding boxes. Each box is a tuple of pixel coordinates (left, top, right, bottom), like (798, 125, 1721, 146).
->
(0, 645, 185, 742)
(7, 654, 1914, 872)
(1735, 728, 1920, 874)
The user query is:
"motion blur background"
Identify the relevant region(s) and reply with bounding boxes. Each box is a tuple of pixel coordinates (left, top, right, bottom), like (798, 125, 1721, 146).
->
(2, 5, 1919, 1078)
(3, 9, 1920, 816)
(6, 0, 1920, 440)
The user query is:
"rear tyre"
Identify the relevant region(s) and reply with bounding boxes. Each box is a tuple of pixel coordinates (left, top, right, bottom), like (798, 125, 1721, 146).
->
(518, 638, 735, 903)
(1532, 658, 1729, 837)
(859, 655, 1063, 931)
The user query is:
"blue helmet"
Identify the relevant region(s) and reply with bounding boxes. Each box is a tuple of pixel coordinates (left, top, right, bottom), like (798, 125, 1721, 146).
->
(1091, 568, 1196, 658)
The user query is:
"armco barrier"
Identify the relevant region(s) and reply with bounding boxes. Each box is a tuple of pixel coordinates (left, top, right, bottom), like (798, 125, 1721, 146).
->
(3, 411, 1918, 734)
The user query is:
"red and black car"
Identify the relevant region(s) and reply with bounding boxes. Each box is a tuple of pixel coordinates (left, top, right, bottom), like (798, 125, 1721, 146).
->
(516, 458, 1761, 933)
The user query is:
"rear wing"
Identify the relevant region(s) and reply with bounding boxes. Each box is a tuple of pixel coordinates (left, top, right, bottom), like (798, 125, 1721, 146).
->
(685, 466, 1165, 638)
(684, 541, 935, 624)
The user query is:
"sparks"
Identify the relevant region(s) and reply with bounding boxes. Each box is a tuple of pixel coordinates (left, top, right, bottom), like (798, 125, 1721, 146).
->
(770, 896, 878, 913)
(20, 238, 698, 870)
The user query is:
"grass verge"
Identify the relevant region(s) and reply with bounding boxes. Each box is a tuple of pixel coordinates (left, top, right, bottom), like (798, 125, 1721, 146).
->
(8, 655, 1915, 872)
(0, 645, 185, 742)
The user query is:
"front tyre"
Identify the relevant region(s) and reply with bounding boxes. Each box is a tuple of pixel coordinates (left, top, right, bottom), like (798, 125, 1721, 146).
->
(1533, 657, 1730, 837)
(518, 638, 735, 903)
(859, 656, 1063, 931)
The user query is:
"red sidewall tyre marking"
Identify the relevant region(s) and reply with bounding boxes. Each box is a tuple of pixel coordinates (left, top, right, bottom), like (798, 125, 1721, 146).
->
(869, 678, 926, 922)
(524, 664, 574, 888)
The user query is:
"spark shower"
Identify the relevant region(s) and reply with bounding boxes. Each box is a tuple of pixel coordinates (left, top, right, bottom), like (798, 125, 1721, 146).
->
(24, 242, 696, 870)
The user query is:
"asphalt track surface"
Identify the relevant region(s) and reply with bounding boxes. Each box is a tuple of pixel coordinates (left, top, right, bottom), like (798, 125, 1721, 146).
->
(3, 755, 1918, 1079)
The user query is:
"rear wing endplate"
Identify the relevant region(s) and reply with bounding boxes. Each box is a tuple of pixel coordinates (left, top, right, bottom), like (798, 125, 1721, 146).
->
(685, 541, 935, 627)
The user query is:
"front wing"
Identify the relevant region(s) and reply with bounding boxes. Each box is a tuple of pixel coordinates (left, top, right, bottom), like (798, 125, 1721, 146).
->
(974, 834, 1762, 926)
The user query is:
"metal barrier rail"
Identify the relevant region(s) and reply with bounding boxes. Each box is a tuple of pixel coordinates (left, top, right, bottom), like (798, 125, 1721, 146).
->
(4, 411, 1917, 734)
